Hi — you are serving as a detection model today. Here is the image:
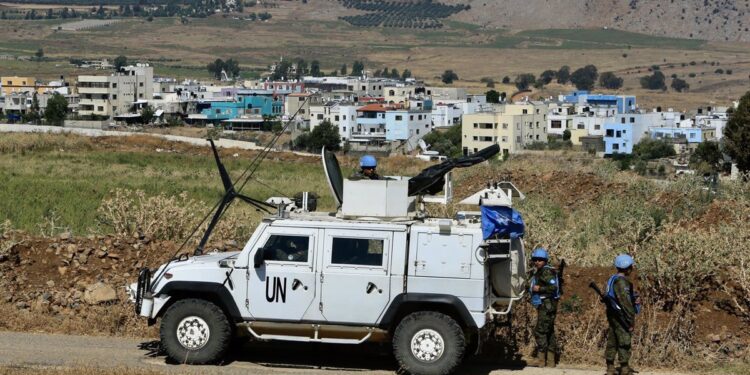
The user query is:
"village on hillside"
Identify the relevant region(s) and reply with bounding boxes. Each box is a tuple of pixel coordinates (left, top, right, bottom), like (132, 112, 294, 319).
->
(0, 57, 742, 179)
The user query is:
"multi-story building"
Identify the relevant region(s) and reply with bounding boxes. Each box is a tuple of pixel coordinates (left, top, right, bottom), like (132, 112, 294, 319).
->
(310, 102, 358, 142)
(461, 102, 548, 158)
(1, 76, 38, 95)
(351, 103, 432, 151)
(77, 64, 153, 117)
(602, 110, 685, 154)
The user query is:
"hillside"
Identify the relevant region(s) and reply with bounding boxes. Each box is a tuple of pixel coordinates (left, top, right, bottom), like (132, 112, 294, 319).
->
(448, 0, 750, 42)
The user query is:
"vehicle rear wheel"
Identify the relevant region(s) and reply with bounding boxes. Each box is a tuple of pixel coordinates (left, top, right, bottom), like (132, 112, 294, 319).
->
(392, 311, 465, 375)
(160, 298, 233, 364)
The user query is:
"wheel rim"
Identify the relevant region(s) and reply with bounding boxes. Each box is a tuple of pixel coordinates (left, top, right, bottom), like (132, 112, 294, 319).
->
(176, 316, 210, 350)
(410, 328, 445, 363)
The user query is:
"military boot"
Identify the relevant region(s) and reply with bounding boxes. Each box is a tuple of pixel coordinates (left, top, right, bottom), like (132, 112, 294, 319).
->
(619, 363, 633, 375)
(605, 361, 616, 375)
(525, 353, 545, 367)
(545, 351, 556, 368)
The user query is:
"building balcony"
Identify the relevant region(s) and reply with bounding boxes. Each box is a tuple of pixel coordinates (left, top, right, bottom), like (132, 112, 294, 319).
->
(78, 86, 110, 95)
(351, 131, 386, 139)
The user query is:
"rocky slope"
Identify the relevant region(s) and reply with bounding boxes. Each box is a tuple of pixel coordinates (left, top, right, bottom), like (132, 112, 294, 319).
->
(446, 0, 750, 42)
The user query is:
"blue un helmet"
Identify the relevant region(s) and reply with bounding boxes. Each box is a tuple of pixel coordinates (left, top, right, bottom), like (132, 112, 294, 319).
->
(360, 155, 377, 168)
(614, 254, 634, 269)
(531, 248, 549, 261)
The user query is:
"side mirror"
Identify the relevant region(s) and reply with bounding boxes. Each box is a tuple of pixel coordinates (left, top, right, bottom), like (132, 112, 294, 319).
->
(253, 247, 266, 268)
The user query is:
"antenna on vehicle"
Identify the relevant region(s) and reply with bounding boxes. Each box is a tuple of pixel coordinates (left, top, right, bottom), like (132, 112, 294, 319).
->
(148, 96, 312, 291)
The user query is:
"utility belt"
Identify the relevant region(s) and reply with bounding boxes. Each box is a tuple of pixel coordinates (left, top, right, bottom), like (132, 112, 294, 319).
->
(530, 294, 556, 307)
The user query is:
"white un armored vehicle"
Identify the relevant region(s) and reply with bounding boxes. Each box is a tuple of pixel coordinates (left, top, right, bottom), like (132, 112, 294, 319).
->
(128, 143, 527, 375)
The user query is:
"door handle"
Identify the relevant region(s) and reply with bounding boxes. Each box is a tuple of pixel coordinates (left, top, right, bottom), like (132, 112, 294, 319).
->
(366, 282, 382, 294)
(292, 279, 307, 291)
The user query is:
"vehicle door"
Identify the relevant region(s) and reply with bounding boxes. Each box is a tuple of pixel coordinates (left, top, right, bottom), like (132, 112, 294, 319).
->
(247, 227, 318, 321)
(319, 229, 392, 325)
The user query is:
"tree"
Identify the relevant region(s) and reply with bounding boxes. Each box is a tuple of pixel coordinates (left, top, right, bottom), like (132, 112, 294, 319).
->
(556, 65, 571, 84)
(390, 68, 400, 79)
(562, 129, 571, 141)
(401, 69, 412, 80)
(352, 60, 365, 76)
(724, 90, 750, 173)
(44, 93, 68, 126)
(207, 58, 225, 79)
(501, 76, 510, 84)
(632, 138, 675, 160)
(35, 48, 44, 61)
(441, 70, 458, 84)
(671, 78, 689, 92)
(539, 70, 556, 85)
(296, 120, 340, 152)
(640, 71, 666, 90)
(570, 65, 598, 90)
(340, 64, 347, 76)
(690, 141, 722, 170)
(27, 93, 41, 124)
(223, 58, 240, 78)
(599, 72, 623, 89)
(485, 89, 500, 103)
(114, 55, 128, 71)
(140, 105, 155, 124)
(310, 60, 321, 77)
(422, 123, 461, 157)
(514, 73, 536, 91)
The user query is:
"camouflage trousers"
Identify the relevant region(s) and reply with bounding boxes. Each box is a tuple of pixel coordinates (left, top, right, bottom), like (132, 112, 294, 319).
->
(605, 315, 632, 364)
(533, 298, 558, 353)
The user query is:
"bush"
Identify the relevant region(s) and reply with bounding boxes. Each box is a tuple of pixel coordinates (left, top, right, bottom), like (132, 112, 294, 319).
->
(441, 69, 458, 84)
(640, 71, 666, 90)
(671, 78, 689, 92)
(501, 76, 510, 84)
(422, 123, 461, 157)
(715, 68, 724, 74)
(570, 65, 598, 90)
(514, 73, 536, 91)
(633, 138, 675, 160)
(598, 72, 623, 89)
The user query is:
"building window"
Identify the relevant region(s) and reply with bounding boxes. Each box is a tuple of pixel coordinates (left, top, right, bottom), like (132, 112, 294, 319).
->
(630, 117, 635, 123)
(595, 124, 601, 130)
(410, 115, 414, 121)
(343, 115, 346, 120)
(502, 136, 508, 142)
(473, 136, 478, 141)
(616, 131, 621, 137)
(395, 115, 403, 121)
(613, 144, 619, 150)
(112, 83, 117, 88)
(317, 114, 323, 120)
(516, 136, 521, 143)
(536, 134, 540, 140)
(342, 126, 346, 131)
(621, 117, 626, 124)
(522, 109, 528, 114)
(335, 115, 340, 121)
(606, 129, 614, 137)
(97, 106, 104, 111)
(112, 94, 117, 100)
(300, 109, 305, 114)
(416, 129, 420, 135)
(502, 123, 508, 129)
(473, 123, 478, 128)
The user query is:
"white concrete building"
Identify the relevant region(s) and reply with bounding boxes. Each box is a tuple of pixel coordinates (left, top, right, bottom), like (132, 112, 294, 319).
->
(310, 102, 358, 143)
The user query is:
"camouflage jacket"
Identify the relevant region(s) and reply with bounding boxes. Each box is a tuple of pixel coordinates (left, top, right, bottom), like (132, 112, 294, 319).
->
(610, 276, 637, 326)
(530, 266, 558, 298)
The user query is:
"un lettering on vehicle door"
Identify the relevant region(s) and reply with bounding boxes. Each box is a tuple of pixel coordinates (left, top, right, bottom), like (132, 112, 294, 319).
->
(247, 227, 319, 321)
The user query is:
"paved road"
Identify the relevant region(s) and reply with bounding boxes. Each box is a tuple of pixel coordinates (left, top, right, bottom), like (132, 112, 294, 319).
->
(0, 124, 315, 156)
(0, 331, 694, 374)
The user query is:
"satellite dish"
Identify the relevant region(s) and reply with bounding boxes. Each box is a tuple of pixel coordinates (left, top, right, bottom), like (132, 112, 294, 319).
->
(321, 147, 343, 207)
(418, 139, 429, 151)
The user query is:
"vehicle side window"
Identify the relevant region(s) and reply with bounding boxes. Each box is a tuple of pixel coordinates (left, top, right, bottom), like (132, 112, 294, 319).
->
(331, 238, 383, 266)
(263, 235, 309, 263)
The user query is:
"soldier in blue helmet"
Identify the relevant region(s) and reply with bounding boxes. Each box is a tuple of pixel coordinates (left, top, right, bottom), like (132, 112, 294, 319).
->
(349, 155, 384, 180)
(604, 254, 641, 375)
(527, 247, 560, 368)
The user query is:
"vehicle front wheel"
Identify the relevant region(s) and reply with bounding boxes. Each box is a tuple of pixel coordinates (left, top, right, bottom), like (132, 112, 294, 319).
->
(392, 311, 466, 375)
(160, 298, 233, 364)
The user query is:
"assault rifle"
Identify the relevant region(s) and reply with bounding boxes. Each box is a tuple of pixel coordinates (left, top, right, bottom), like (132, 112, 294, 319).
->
(589, 282, 632, 332)
(557, 259, 566, 296)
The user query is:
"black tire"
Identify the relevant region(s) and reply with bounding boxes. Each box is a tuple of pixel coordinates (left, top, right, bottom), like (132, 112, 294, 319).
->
(160, 298, 233, 364)
(392, 311, 466, 375)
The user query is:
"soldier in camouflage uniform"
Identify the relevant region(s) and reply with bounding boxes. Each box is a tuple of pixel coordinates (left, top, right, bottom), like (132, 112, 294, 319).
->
(349, 155, 384, 181)
(527, 247, 559, 368)
(604, 254, 641, 375)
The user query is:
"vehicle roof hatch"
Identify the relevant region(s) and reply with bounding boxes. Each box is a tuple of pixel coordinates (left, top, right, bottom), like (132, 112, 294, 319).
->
(322, 147, 343, 207)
